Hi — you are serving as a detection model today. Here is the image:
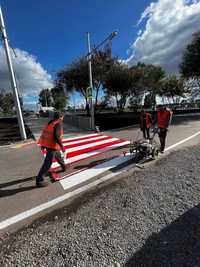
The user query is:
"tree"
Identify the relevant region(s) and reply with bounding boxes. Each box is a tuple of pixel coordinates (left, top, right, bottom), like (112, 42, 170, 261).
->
(159, 75, 186, 103)
(57, 58, 89, 107)
(180, 31, 200, 78)
(131, 63, 166, 108)
(38, 89, 52, 107)
(129, 94, 143, 111)
(51, 87, 67, 111)
(92, 50, 116, 111)
(0, 90, 15, 114)
(104, 63, 138, 112)
(56, 50, 116, 113)
(144, 93, 154, 108)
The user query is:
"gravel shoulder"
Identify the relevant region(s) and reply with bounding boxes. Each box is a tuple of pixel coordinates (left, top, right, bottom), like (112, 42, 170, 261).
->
(1, 145, 200, 267)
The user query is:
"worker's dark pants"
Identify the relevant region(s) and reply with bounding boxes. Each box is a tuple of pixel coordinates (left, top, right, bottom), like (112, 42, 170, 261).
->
(158, 128, 167, 152)
(36, 148, 65, 183)
(142, 127, 150, 139)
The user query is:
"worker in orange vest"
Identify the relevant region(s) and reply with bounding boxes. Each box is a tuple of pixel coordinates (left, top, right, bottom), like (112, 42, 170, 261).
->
(157, 105, 173, 153)
(140, 109, 152, 139)
(36, 111, 66, 187)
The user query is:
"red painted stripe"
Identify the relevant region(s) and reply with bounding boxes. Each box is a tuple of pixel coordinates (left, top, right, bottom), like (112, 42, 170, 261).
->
(50, 138, 126, 163)
(41, 135, 117, 154)
(64, 136, 114, 149)
(62, 134, 103, 143)
(67, 139, 124, 158)
(50, 149, 125, 172)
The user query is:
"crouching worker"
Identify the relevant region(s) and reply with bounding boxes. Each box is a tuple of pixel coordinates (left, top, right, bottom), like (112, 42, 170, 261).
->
(140, 109, 152, 139)
(157, 105, 173, 153)
(36, 111, 66, 187)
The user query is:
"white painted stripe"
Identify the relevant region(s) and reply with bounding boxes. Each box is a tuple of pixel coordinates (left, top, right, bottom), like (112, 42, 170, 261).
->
(51, 141, 130, 168)
(165, 131, 200, 151)
(0, 160, 134, 231)
(63, 138, 119, 153)
(62, 135, 108, 146)
(60, 155, 133, 190)
(62, 133, 100, 142)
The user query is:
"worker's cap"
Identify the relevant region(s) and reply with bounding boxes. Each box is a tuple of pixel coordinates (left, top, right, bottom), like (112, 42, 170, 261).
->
(53, 111, 64, 120)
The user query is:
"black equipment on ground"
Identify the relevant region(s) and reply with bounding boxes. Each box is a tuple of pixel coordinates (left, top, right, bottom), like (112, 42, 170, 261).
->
(129, 128, 160, 162)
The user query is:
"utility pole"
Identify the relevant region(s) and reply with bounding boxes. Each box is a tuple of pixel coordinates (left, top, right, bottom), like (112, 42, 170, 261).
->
(44, 90, 48, 107)
(0, 6, 27, 140)
(86, 32, 95, 130)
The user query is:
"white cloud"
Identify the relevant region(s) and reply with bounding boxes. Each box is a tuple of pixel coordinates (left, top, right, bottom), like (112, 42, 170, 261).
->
(126, 0, 200, 73)
(0, 46, 53, 98)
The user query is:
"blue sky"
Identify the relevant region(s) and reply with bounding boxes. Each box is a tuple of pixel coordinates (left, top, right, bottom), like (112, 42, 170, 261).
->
(1, 0, 149, 74)
(1, 0, 200, 109)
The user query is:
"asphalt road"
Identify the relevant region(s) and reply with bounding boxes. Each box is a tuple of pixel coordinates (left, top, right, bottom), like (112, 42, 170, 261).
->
(1, 142, 200, 266)
(0, 114, 200, 266)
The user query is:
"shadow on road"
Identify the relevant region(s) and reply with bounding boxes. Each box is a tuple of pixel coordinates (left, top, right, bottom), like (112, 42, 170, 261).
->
(0, 186, 36, 198)
(0, 176, 35, 189)
(74, 158, 108, 169)
(125, 203, 200, 267)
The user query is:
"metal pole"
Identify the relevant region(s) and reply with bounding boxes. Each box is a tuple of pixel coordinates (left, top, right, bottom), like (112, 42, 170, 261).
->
(0, 6, 27, 140)
(45, 90, 48, 107)
(87, 32, 95, 130)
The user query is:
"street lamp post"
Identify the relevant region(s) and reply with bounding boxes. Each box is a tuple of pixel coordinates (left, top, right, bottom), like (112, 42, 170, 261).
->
(86, 31, 118, 130)
(86, 32, 95, 130)
(0, 6, 27, 140)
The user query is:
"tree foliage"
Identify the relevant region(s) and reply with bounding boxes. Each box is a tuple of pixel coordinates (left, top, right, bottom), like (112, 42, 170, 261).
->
(0, 90, 15, 114)
(56, 50, 116, 111)
(38, 89, 52, 107)
(180, 31, 200, 78)
(131, 63, 166, 108)
(160, 75, 186, 101)
(51, 87, 68, 111)
(104, 63, 139, 112)
(131, 63, 165, 93)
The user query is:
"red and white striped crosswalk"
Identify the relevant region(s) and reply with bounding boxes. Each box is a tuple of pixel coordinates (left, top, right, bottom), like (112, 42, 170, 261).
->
(40, 133, 129, 171)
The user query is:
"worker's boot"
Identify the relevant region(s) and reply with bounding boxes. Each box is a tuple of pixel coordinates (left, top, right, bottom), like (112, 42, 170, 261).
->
(50, 172, 62, 182)
(36, 181, 48, 187)
(61, 164, 66, 172)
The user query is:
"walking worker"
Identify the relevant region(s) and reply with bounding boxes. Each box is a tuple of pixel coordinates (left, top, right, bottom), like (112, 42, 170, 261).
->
(140, 109, 152, 139)
(157, 105, 173, 153)
(36, 111, 66, 187)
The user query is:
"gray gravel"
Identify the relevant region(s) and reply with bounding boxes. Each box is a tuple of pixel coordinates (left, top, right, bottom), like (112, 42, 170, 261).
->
(1, 145, 200, 267)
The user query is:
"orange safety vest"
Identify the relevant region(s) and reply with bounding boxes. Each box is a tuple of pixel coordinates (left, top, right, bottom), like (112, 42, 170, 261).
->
(140, 112, 151, 129)
(157, 110, 172, 129)
(38, 119, 63, 150)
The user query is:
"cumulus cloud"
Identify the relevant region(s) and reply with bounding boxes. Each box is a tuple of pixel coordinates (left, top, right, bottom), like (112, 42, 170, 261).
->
(0, 46, 53, 97)
(126, 0, 200, 73)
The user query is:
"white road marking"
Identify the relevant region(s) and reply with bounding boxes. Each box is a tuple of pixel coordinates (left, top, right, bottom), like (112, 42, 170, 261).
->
(165, 131, 200, 151)
(63, 138, 119, 153)
(1, 131, 200, 231)
(62, 135, 108, 146)
(60, 155, 133, 190)
(62, 133, 100, 142)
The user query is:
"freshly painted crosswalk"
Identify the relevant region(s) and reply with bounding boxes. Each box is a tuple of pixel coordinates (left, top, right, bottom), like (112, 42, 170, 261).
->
(40, 133, 130, 170)
(60, 154, 133, 190)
